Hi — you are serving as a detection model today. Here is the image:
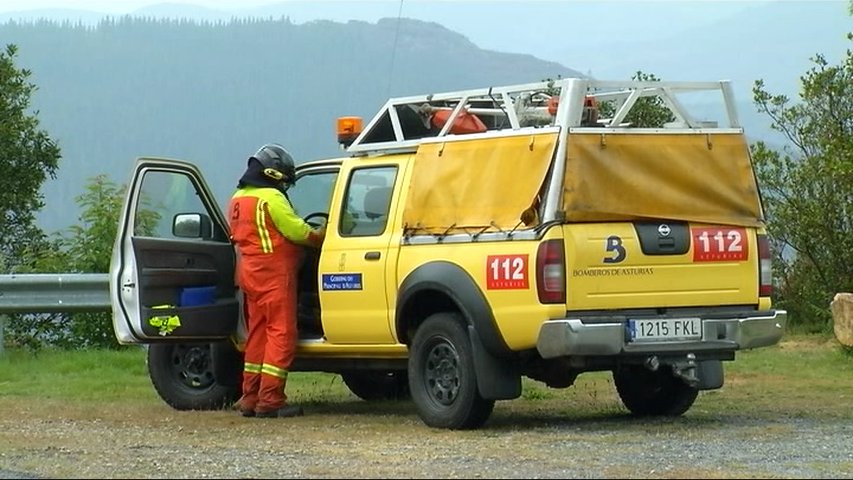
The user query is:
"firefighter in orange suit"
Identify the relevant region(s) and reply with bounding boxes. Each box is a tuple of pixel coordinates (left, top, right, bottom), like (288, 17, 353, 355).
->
(229, 143, 325, 418)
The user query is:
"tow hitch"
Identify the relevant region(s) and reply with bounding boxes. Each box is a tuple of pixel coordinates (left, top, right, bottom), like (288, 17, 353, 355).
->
(645, 353, 700, 388)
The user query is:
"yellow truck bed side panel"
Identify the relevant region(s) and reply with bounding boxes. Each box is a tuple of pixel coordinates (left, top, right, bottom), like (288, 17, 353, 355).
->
(396, 237, 564, 351)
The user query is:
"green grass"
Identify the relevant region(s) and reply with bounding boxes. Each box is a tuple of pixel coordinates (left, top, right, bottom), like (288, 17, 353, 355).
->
(0, 347, 154, 402)
(0, 345, 362, 410)
(700, 334, 853, 419)
(1, 333, 850, 420)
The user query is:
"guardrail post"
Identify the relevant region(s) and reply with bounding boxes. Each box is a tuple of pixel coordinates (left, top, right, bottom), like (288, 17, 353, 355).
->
(0, 314, 6, 357)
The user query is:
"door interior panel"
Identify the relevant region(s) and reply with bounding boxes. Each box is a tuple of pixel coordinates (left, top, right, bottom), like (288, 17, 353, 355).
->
(132, 236, 237, 339)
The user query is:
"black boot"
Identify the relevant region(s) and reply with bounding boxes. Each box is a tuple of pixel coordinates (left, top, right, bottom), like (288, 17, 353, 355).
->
(255, 405, 304, 418)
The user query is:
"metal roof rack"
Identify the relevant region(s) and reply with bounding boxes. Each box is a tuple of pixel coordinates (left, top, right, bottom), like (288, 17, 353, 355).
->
(345, 77, 742, 156)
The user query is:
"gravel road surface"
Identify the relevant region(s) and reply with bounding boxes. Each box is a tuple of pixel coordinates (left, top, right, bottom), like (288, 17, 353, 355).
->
(1, 398, 851, 479)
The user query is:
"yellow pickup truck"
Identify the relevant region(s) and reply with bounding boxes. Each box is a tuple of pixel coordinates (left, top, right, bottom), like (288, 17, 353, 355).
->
(110, 78, 786, 429)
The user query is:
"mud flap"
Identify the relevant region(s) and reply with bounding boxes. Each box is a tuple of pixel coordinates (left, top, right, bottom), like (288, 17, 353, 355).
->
(468, 325, 521, 400)
(696, 359, 724, 390)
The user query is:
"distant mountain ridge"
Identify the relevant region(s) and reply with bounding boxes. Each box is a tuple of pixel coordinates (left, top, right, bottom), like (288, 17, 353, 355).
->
(0, 16, 582, 233)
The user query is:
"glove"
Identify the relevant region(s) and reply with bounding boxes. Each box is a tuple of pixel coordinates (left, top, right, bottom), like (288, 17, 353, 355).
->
(309, 225, 327, 247)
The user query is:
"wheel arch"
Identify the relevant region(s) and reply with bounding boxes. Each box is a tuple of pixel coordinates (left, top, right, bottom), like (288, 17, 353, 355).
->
(396, 261, 521, 401)
(395, 261, 509, 357)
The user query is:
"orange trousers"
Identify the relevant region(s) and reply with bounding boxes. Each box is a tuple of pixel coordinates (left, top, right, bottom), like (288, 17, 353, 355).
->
(236, 253, 299, 413)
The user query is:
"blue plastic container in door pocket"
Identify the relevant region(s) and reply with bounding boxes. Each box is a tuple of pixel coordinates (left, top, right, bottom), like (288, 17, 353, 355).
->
(179, 286, 216, 307)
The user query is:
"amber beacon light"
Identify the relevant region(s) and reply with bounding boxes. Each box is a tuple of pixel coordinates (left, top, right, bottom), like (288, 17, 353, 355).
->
(337, 116, 363, 147)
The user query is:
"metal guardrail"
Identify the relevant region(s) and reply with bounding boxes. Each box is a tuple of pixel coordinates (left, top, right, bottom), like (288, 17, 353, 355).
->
(0, 273, 111, 355)
(0, 273, 111, 313)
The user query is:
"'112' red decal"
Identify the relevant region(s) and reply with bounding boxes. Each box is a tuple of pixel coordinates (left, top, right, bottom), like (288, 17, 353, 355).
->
(692, 227, 749, 262)
(486, 255, 529, 289)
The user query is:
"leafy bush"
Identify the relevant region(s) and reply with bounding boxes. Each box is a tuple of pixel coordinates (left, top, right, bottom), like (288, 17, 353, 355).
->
(751, 31, 853, 332)
(6, 175, 158, 350)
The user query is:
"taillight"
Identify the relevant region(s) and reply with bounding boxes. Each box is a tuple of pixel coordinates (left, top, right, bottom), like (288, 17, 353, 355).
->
(536, 239, 566, 304)
(757, 234, 773, 297)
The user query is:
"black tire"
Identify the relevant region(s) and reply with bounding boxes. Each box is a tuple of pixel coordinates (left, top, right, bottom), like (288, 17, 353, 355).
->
(341, 370, 410, 401)
(613, 364, 699, 416)
(147, 342, 241, 411)
(408, 312, 495, 430)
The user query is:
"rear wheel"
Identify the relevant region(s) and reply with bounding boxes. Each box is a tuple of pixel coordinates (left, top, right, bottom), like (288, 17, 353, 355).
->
(613, 364, 699, 416)
(147, 342, 240, 410)
(408, 312, 495, 430)
(341, 370, 410, 401)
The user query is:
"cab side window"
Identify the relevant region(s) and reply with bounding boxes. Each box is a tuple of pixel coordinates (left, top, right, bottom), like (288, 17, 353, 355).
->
(134, 170, 209, 239)
(288, 169, 339, 225)
(341, 166, 398, 237)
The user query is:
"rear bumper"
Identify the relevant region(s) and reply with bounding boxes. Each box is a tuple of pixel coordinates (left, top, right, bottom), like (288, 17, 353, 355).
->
(536, 310, 787, 359)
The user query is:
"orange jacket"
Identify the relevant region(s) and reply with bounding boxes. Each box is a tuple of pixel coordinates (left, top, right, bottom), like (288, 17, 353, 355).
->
(228, 186, 322, 259)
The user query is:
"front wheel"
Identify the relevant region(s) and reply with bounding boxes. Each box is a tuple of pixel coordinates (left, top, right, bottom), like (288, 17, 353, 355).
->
(613, 364, 699, 417)
(147, 342, 241, 410)
(408, 312, 495, 430)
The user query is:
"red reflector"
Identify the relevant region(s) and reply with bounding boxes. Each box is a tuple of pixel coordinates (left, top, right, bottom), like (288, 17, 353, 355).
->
(536, 239, 566, 304)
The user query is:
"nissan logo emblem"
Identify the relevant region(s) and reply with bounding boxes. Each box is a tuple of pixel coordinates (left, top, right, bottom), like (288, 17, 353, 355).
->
(658, 224, 671, 237)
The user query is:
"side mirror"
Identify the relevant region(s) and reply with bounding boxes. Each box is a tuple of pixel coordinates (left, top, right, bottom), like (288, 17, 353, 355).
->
(172, 212, 213, 239)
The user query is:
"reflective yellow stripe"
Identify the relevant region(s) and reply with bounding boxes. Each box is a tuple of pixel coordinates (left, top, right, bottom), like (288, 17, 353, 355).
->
(255, 199, 273, 253)
(243, 362, 262, 374)
(261, 363, 288, 379)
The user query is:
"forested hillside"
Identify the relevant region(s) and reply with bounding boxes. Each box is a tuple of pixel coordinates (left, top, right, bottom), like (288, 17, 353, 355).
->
(0, 17, 581, 232)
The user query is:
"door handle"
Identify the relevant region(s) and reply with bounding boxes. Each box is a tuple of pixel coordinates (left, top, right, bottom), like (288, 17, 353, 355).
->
(364, 251, 381, 260)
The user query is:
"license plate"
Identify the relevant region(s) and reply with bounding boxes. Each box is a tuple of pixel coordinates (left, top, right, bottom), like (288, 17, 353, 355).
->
(628, 318, 702, 342)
